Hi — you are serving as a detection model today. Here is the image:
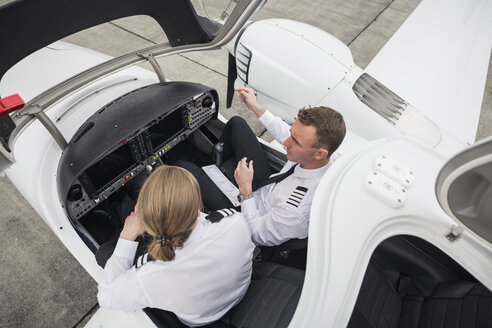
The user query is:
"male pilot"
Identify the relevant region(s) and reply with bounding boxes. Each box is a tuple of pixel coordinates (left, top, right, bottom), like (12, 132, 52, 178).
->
(178, 87, 346, 246)
(230, 88, 347, 246)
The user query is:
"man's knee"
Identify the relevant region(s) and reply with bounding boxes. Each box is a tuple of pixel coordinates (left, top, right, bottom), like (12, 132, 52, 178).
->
(226, 116, 249, 130)
(223, 116, 256, 147)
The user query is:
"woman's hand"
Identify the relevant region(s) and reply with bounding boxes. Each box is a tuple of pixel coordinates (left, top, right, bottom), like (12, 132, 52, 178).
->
(120, 210, 144, 241)
(234, 157, 254, 197)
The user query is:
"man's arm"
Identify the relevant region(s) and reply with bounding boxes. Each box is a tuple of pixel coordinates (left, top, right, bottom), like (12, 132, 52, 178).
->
(235, 88, 266, 118)
(234, 159, 309, 245)
(235, 88, 291, 145)
(240, 196, 310, 246)
(234, 157, 254, 197)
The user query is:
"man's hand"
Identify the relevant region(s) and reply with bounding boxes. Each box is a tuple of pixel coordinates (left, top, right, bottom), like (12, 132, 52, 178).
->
(235, 88, 266, 118)
(234, 157, 254, 196)
(120, 211, 144, 241)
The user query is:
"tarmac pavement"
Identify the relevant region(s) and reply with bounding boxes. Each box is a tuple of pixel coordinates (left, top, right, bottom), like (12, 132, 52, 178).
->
(1, 0, 491, 327)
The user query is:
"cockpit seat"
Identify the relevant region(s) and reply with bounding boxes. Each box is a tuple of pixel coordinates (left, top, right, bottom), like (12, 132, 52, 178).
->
(347, 236, 492, 328)
(144, 261, 305, 328)
(416, 280, 492, 327)
(260, 238, 308, 270)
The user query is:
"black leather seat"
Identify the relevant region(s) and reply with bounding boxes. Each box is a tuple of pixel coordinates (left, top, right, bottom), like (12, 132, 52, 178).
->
(260, 238, 308, 270)
(145, 261, 305, 328)
(348, 236, 492, 328)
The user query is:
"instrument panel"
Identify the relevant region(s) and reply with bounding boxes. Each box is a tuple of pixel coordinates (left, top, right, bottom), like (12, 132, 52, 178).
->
(60, 85, 218, 220)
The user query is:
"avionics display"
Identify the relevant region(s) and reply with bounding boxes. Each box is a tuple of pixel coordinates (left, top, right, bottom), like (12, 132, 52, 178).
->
(148, 108, 184, 150)
(85, 143, 135, 191)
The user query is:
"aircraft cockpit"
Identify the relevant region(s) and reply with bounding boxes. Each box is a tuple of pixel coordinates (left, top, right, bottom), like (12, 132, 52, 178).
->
(57, 82, 219, 249)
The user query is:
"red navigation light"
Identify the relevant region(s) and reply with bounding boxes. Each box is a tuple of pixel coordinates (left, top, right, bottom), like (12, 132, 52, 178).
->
(0, 94, 24, 118)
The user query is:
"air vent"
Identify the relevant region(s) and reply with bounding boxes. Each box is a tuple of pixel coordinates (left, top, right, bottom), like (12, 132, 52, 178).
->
(236, 42, 252, 83)
(353, 73, 441, 148)
(353, 73, 405, 125)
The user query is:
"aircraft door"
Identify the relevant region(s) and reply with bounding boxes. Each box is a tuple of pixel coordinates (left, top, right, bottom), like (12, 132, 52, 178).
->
(436, 136, 492, 245)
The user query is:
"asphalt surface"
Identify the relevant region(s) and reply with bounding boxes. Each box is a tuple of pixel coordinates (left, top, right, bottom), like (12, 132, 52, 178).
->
(0, 0, 491, 327)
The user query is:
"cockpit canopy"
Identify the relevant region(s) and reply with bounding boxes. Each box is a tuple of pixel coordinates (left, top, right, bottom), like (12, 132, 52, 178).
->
(0, 0, 219, 80)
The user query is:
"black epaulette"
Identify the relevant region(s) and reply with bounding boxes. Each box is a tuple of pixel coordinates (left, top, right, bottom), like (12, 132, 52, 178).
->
(286, 186, 308, 208)
(206, 208, 237, 223)
(135, 253, 155, 268)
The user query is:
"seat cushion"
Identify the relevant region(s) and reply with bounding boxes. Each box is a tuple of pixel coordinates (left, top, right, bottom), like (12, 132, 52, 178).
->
(418, 281, 492, 328)
(219, 262, 305, 328)
(348, 262, 403, 328)
(348, 261, 492, 328)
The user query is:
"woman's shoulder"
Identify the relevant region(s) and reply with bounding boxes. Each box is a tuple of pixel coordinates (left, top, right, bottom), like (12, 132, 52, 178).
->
(200, 210, 249, 233)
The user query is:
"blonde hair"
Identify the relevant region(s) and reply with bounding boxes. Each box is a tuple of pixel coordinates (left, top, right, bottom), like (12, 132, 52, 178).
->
(136, 165, 202, 262)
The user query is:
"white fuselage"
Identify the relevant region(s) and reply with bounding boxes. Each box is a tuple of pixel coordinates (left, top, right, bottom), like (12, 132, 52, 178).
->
(2, 14, 491, 325)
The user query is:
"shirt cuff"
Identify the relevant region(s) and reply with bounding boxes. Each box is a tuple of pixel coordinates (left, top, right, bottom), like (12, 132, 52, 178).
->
(113, 238, 139, 258)
(258, 110, 275, 126)
(240, 197, 257, 218)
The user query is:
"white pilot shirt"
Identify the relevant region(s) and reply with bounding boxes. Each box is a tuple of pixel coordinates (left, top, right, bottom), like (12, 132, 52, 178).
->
(240, 110, 338, 246)
(97, 211, 255, 327)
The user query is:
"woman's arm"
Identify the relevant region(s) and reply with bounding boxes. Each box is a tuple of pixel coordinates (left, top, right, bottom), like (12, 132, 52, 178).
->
(97, 212, 149, 310)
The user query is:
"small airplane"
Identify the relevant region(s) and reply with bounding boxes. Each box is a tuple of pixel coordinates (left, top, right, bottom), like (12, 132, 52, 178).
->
(1, 0, 491, 327)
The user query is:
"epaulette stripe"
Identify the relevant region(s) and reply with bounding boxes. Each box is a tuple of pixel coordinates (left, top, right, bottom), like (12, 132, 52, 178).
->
(136, 253, 147, 268)
(286, 186, 309, 208)
(135, 252, 155, 268)
(286, 200, 299, 207)
(205, 208, 237, 223)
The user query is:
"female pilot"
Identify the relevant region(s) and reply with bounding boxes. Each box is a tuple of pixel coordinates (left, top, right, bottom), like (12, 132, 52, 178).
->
(97, 165, 255, 327)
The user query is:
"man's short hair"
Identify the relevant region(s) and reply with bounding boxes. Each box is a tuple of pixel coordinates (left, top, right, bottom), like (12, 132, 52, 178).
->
(297, 106, 346, 157)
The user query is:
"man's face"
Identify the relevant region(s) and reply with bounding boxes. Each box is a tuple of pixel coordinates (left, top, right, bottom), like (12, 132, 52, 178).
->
(283, 120, 319, 166)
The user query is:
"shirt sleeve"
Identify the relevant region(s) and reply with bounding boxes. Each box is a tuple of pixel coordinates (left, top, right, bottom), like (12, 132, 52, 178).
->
(240, 196, 310, 246)
(258, 111, 291, 146)
(97, 238, 149, 310)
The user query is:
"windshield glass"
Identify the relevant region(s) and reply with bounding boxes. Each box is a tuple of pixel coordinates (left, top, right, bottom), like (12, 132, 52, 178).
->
(194, 0, 240, 24)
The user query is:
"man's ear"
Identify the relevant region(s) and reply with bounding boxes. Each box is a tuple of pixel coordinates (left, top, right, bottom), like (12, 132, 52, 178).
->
(314, 148, 329, 160)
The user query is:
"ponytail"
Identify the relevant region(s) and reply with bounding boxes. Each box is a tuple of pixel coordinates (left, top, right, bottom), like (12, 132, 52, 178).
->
(148, 231, 192, 261)
(136, 166, 202, 262)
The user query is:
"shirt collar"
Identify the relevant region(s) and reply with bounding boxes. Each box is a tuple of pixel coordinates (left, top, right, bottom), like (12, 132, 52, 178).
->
(292, 152, 339, 179)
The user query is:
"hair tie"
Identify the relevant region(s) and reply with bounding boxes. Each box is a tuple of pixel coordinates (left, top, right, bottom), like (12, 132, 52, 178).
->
(155, 234, 171, 247)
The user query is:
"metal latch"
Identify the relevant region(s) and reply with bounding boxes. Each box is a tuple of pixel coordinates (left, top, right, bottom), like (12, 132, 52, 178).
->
(445, 227, 462, 242)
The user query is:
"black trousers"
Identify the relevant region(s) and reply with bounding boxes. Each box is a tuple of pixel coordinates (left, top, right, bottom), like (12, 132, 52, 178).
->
(178, 116, 273, 211)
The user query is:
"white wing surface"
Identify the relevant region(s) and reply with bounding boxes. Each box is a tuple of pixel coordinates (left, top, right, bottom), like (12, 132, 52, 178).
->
(366, 0, 492, 145)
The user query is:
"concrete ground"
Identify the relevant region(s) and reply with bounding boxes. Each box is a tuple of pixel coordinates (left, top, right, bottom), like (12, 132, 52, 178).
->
(0, 0, 490, 327)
